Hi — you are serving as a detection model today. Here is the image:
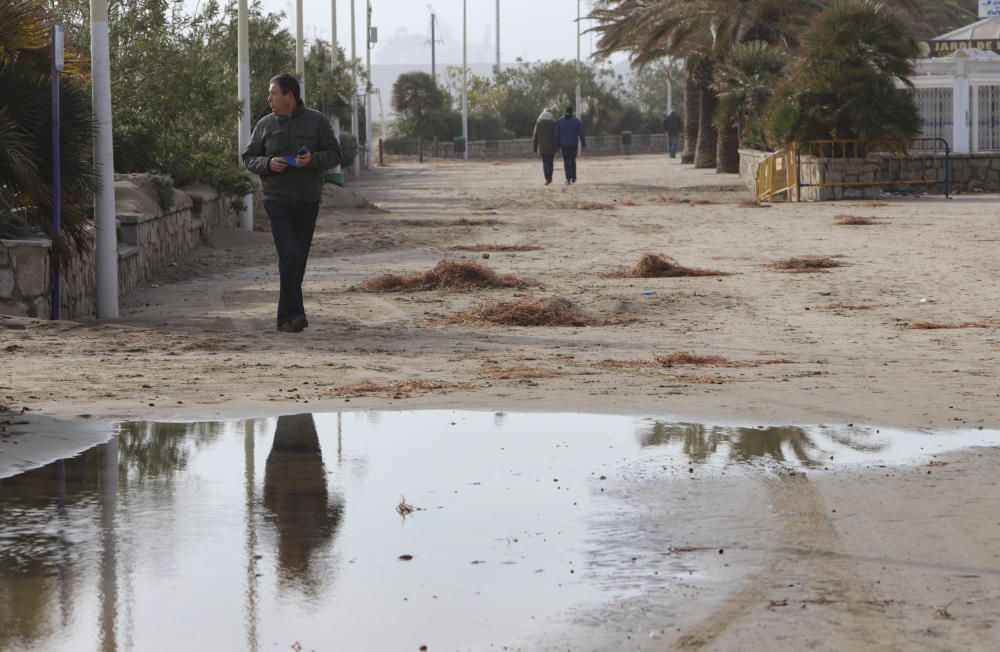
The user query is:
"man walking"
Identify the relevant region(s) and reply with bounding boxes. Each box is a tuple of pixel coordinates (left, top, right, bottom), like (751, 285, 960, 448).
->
(554, 106, 586, 185)
(663, 110, 682, 158)
(242, 74, 342, 333)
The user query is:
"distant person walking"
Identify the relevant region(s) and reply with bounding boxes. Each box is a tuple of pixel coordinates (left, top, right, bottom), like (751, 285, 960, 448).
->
(532, 108, 557, 185)
(554, 106, 586, 185)
(663, 110, 682, 158)
(242, 73, 342, 333)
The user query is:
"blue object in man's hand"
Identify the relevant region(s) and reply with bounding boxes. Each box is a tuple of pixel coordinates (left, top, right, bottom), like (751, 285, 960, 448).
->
(284, 146, 310, 167)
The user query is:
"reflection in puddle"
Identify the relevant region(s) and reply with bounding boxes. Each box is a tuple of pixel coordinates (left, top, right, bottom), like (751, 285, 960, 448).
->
(1, 412, 997, 651)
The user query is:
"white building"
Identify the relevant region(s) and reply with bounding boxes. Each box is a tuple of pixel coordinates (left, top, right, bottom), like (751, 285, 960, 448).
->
(912, 17, 1000, 153)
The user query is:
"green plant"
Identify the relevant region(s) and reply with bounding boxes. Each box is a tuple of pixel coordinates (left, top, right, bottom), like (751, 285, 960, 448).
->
(0, 0, 96, 260)
(768, 0, 922, 146)
(713, 40, 786, 149)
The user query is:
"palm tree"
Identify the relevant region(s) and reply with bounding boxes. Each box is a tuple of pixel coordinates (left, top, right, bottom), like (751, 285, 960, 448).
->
(591, 1, 828, 171)
(0, 0, 95, 259)
(713, 40, 786, 151)
(769, 0, 922, 145)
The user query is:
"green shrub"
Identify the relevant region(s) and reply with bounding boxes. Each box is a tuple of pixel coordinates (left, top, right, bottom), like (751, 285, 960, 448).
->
(768, 0, 921, 147)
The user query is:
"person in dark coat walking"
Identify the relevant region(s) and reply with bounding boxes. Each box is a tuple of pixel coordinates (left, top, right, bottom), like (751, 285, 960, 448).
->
(242, 74, 342, 333)
(553, 106, 586, 184)
(532, 108, 557, 185)
(663, 110, 683, 158)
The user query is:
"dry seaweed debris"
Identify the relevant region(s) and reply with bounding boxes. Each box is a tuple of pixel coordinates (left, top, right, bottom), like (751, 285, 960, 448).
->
(835, 214, 886, 225)
(454, 217, 503, 226)
(396, 496, 424, 517)
(448, 242, 543, 252)
(656, 351, 732, 367)
(441, 296, 602, 327)
(570, 201, 615, 211)
(768, 256, 845, 273)
(812, 302, 881, 311)
(597, 358, 653, 369)
(330, 379, 454, 399)
(907, 321, 988, 330)
(614, 253, 729, 278)
(352, 260, 537, 292)
(480, 363, 564, 380)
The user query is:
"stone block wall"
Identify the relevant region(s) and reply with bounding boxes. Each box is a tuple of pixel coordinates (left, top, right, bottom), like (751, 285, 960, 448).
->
(0, 239, 51, 318)
(1, 177, 240, 320)
(739, 149, 1000, 200)
(389, 134, 675, 161)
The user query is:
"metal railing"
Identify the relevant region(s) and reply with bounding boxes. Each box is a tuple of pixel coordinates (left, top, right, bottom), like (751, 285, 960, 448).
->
(379, 134, 672, 161)
(795, 138, 951, 199)
(755, 146, 798, 202)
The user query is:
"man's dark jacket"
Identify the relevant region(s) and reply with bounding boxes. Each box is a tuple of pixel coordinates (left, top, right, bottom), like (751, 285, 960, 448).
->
(663, 112, 682, 135)
(242, 103, 342, 202)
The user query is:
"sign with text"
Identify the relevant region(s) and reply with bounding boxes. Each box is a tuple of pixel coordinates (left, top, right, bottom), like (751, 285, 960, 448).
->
(981, 0, 1000, 17)
(930, 38, 1000, 56)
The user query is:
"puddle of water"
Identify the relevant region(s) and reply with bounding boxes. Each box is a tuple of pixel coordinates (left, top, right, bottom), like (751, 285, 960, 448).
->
(1, 411, 997, 651)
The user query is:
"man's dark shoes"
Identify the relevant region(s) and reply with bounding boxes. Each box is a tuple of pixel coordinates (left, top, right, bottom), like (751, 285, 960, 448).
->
(277, 315, 309, 333)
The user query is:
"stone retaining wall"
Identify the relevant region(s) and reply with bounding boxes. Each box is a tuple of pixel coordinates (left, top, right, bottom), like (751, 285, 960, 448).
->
(387, 134, 677, 161)
(740, 148, 1000, 200)
(0, 178, 238, 319)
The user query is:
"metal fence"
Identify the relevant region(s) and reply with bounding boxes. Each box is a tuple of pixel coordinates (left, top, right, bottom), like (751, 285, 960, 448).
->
(976, 85, 1000, 152)
(795, 138, 951, 200)
(379, 134, 673, 162)
(913, 87, 954, 144)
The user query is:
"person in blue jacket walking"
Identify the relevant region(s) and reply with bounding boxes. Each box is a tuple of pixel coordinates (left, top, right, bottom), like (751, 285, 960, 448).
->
(553, 106, 586, 185)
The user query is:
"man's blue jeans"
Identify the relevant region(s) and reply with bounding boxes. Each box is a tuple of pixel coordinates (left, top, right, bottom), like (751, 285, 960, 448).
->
(560, 146, 578, 181)
(540, 153, 554, 181)
(668, 134, 680, 158)
(264, 199, 320, 326)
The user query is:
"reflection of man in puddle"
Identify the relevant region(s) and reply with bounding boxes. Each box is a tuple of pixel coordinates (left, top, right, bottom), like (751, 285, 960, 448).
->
(264, 414, 343, 593)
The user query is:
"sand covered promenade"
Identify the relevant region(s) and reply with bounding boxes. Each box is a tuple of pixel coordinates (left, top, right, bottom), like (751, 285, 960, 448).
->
(3, 154, 1000, 428)
(3, 155, 1000, 650)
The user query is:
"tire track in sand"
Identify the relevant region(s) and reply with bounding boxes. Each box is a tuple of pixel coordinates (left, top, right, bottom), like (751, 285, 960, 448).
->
(670, 471, 903, 651)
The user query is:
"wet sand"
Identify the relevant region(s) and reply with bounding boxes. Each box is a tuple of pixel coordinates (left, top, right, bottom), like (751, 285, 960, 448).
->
(3, 155, 1000, 649)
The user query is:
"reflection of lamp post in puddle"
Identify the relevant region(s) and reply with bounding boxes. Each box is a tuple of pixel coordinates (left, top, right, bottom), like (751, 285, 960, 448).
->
(98, 437, 118, 652)
(243, 419, 259, 652)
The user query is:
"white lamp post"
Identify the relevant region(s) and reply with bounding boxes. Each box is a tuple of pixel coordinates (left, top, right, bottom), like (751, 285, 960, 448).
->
(462, 0, 468, 161)
(238, 0, 253, 231)
(351, 0, 360, 176)
(90, 0, 118, 318)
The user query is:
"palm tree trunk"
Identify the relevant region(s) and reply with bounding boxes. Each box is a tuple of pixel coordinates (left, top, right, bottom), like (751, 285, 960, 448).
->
(681, 71, 698, 164)
(694, 60, 718, 169)
(716, 124, 740, 173)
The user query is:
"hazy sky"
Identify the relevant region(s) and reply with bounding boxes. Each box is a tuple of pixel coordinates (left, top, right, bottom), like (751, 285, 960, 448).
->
(187, 0, 604, 64)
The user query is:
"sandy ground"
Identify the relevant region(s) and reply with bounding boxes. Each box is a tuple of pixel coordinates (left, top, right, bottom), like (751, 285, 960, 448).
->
(3, 154, 1000, 649)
